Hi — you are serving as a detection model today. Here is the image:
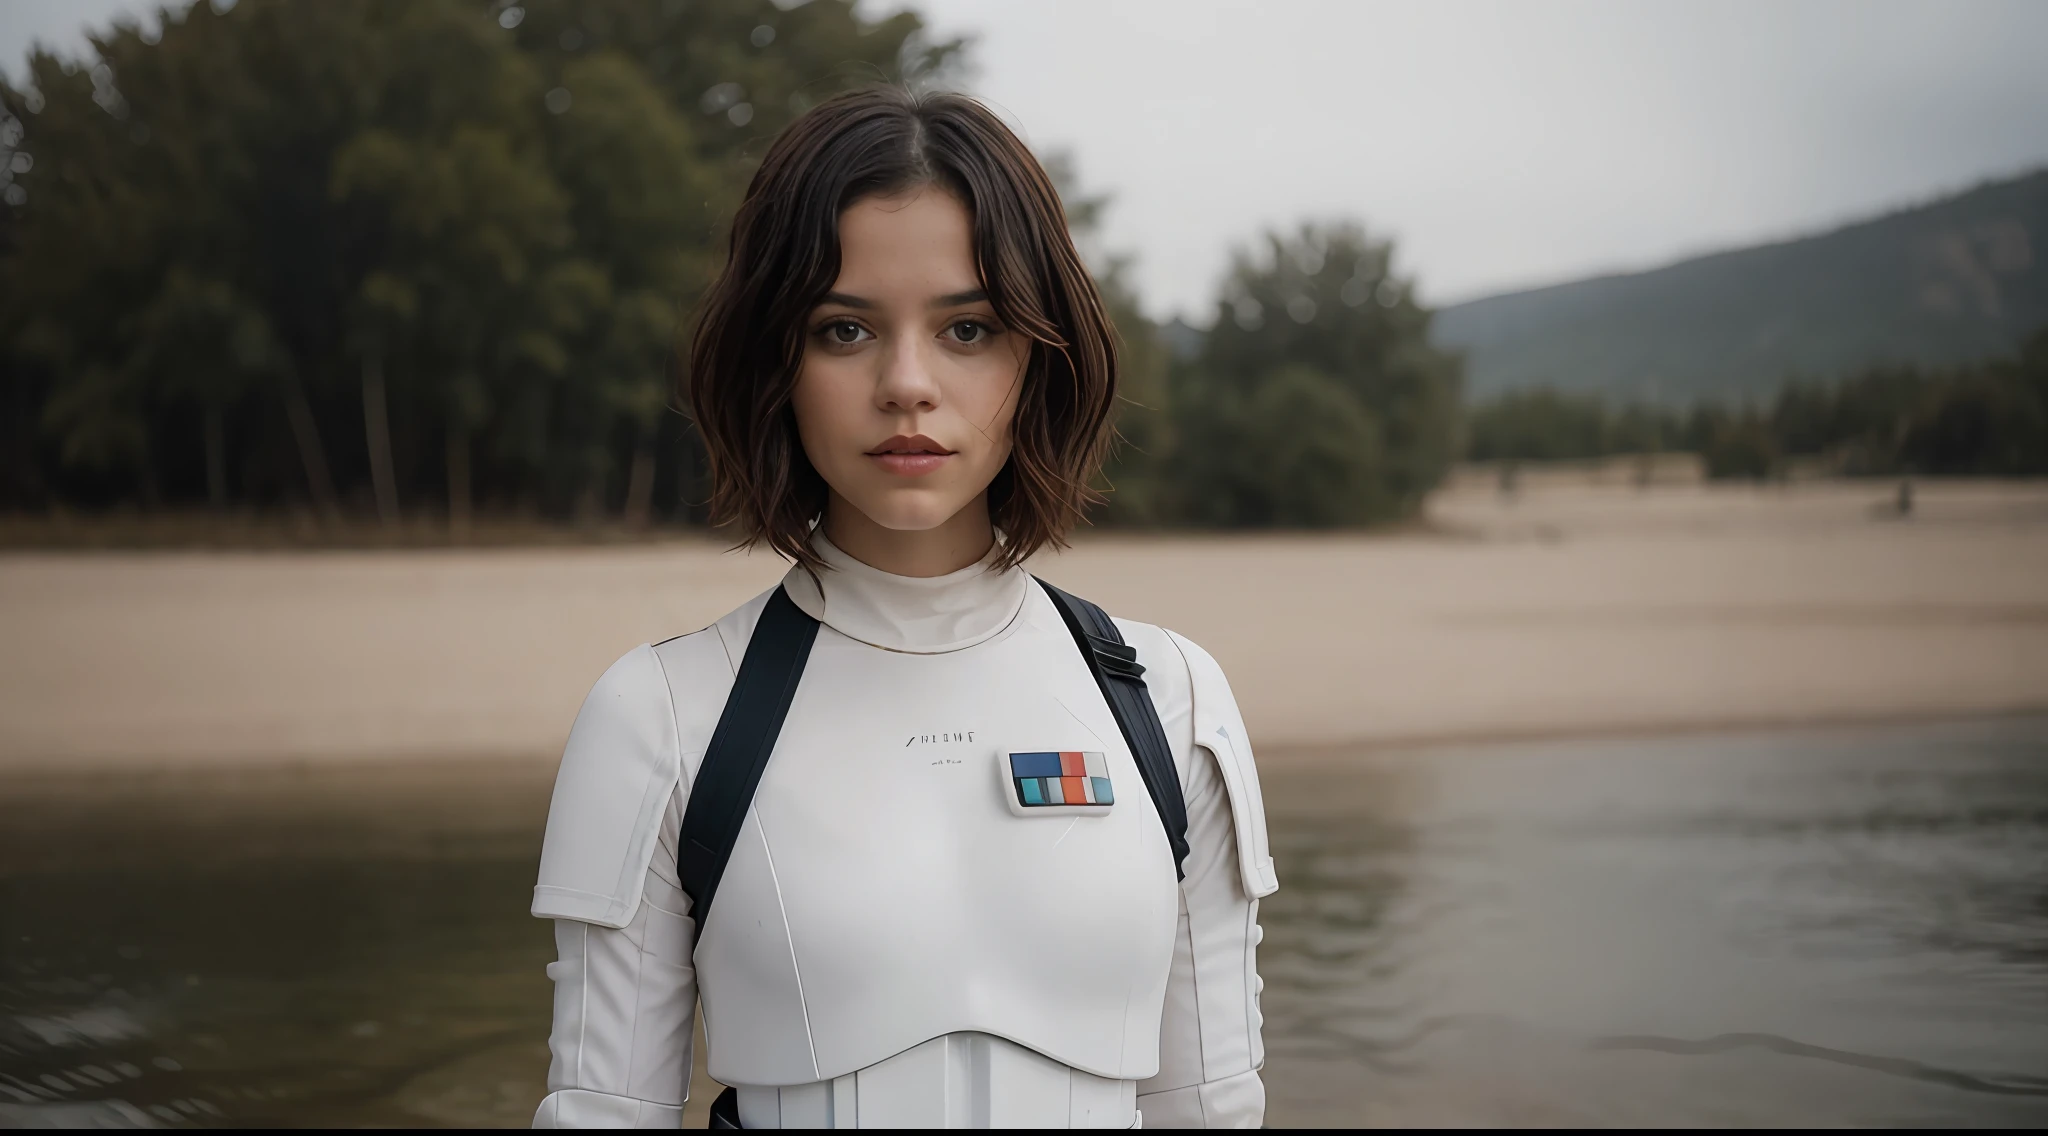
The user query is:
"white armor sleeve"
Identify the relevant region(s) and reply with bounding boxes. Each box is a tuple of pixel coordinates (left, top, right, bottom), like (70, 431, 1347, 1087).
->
(534, 793, 698, 1127)
(1129, 628, 1279, 1129)
(531, 645, 705, 1127)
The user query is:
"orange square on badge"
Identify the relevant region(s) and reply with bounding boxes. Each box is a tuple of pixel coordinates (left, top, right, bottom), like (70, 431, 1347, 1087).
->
(1059, 751, 1086, 777)
(1060, 775, 1088, 804)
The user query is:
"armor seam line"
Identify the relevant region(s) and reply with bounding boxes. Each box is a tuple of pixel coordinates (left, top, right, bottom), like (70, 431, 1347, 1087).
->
(613, 646, 682, 926)
(1164, 634, 1219, 1089)
(573, 920, 590, 1091)
(624, 901, 651, 1104)
(646, 647, 691, 907)
(711, 618, 739, 678)
(753, 809, 824, 1081)
(1116, 925, 1138, 1086)
(647, 643, 688, 807)
(1185, 859, 1214, 1087)
(1241, 901, 1258, 1074)
(1158, 630, 1202, 791)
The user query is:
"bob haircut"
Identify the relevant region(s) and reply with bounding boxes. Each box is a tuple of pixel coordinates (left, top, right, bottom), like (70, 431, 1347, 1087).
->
(686, 86, 1118, 572)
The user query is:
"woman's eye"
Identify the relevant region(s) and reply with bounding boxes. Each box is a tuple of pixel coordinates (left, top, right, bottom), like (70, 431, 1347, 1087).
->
(946, 320, 992, 344)
(823, 321, 870, 345)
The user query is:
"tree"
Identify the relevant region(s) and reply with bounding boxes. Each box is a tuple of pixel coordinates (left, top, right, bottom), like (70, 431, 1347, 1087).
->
(1092, 262, 1174, 525)
(1897, 368, 2047, 476)
(327, 2, 583, 529)
(0, 0, 956, 525)
(1701, 413, 1779, 480)
(1173, 365, 1385, 527)
(1172, 221, 1461, 525)
(1466, 389, 1610, 462)
(1040, 151, 1173, 526)
(538, 50, 713, 527)
(121, 271, 289, 509)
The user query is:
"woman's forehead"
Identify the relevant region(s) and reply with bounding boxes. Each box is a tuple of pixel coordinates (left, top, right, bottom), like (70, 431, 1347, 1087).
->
(829, 190, 983, 302)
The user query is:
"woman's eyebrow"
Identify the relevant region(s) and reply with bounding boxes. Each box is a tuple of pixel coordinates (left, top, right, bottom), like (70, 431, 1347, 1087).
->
(817, 288, 987, 310)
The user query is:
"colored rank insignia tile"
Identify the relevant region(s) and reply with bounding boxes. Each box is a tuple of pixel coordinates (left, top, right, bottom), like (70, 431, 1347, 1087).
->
(1004, 751, 1114, 816)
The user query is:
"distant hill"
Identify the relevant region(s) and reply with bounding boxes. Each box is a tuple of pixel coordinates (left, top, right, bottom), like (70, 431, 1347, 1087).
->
(1434, 168, 2048, 402)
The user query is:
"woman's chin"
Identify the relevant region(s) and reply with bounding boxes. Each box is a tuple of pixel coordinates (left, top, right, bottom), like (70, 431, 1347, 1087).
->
(843, 490, 982, 535)
(875, 507, 971, 534)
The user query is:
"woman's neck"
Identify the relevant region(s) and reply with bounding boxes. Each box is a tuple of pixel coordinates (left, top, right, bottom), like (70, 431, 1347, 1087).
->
(821, 493, 996, 578)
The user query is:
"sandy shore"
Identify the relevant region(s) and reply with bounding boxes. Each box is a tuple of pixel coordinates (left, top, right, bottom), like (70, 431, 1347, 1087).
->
(3, 478, 2045, 773)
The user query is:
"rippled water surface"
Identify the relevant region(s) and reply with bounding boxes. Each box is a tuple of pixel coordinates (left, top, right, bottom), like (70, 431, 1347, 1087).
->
(3, 717, 2046, 1127)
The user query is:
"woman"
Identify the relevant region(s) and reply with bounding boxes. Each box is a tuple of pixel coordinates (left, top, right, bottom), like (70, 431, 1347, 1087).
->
(530, 86, 1277, 1130)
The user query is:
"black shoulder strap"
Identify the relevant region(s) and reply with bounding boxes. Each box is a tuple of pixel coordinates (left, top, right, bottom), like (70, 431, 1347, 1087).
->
(1036, 578, 1192, 880)
(676, 586, 820, 929)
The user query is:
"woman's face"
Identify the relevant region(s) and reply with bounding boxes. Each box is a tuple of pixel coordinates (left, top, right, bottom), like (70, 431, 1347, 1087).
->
(792, 187, 1028, 540)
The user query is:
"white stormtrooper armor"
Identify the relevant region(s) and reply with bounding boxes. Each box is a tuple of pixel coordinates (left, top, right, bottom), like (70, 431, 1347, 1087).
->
(530, 534, 1279, 1128)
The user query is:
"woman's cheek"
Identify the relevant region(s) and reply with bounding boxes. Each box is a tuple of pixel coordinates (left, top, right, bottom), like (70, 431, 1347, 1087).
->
(792, 358, 857, 475)
(963, 354, 1022, 438)
(991, 363, 1026, 450)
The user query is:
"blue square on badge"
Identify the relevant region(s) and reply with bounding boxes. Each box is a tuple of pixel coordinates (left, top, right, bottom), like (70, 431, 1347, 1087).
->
(1009, 751, 1064, 779)
(1008, 751, 1111, 809)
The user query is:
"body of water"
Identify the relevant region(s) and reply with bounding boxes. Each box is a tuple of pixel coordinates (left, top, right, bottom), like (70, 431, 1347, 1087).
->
(1258, 717, 2048, 1126)
(3, 717, 2045, 1127)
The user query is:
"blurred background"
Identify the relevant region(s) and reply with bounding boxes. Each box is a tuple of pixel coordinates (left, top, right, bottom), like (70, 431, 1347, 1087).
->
(2, 0, 2046, 1127)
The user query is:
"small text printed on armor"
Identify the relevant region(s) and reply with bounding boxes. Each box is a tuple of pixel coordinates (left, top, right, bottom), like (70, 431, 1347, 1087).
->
(904, 731, 976, 746)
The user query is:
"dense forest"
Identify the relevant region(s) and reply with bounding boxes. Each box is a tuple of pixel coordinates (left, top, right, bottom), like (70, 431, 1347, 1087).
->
(0, 0, 949, 528)
(1465, 326, 2048, 480)
(3, 1, 2037, 541)
(0, 0, 1458, 534)
(1436, 169, 2048, 402)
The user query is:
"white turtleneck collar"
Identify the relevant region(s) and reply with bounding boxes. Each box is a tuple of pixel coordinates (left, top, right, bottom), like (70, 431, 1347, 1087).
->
(779, 530, 1030, 655)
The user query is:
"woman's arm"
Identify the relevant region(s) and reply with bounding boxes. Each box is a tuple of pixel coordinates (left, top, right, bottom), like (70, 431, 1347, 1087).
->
(530, 645, 706, 1127)
(1133, 629, 1279, 1129)
(535, 793, 697, 1127)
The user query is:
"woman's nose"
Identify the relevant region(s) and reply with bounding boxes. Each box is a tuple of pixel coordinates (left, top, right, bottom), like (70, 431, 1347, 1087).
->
(874, 336, 942, 413)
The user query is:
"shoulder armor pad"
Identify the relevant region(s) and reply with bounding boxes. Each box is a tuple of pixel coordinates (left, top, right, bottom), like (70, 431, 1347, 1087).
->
(1165, 630, 1280, 898)
(532, 645, 680, 927)
(531, 592, 769, 928)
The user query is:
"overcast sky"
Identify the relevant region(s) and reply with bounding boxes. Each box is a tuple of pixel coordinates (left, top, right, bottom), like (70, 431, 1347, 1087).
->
(9, 0, 2048, 319)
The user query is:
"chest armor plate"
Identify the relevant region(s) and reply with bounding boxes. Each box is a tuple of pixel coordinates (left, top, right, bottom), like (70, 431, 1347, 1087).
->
(691, 617, 1181, 1087)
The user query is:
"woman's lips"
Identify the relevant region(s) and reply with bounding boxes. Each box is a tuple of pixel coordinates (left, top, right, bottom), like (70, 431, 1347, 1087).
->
(870, 452, 951, 476)
(866, 434, 954, 477)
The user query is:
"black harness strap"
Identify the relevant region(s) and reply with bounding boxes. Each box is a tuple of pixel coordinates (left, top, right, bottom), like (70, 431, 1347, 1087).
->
(676, 586, 820, 928)
(1036, 578, 1191, 879)
(707, 1085, 742, 1128)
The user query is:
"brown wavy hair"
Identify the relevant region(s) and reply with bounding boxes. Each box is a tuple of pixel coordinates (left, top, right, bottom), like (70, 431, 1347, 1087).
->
(685, 86, 1117, 572)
